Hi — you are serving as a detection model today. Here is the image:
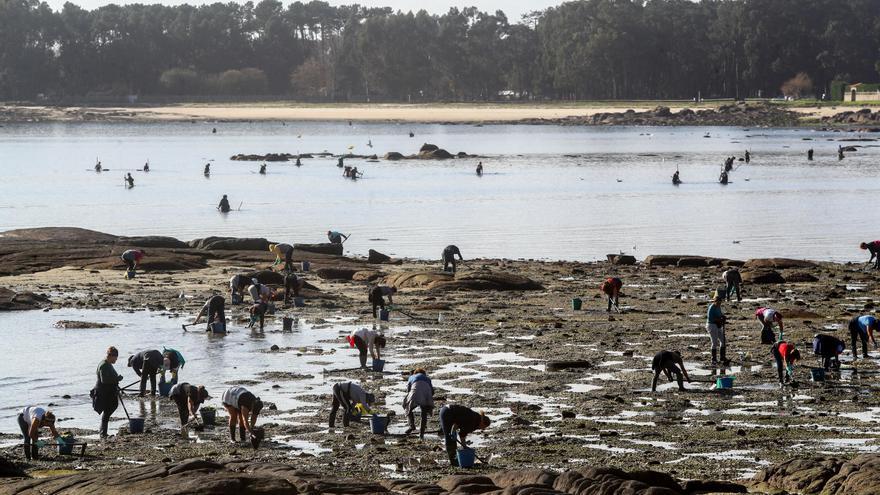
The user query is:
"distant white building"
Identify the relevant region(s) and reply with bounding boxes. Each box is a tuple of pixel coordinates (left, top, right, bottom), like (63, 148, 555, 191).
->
(845, 83, 880, 102)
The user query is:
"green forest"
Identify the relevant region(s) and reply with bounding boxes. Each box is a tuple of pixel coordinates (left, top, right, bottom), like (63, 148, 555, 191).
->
(2, 0, 879, 101)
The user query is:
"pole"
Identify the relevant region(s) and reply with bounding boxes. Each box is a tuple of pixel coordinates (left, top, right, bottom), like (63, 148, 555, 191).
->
(117, 388, 131, 420)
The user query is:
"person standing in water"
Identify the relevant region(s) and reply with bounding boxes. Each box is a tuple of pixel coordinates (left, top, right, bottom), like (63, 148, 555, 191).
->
(672, 170, 681, 185)
(143, 161, 150, 172)
(744, 150, 751, 163)
(807, 148, 814, 160)
(218, 195, 231, 213)
(193, 295, 226, 332)
(259, 163, 266, 174)
(95, 160, 102, 172)
(476, 162, 483, 176)
(128, 349, 163, 396)
(124, 173, 135, 188)
(204, 163, 211, 176)
(94, 346, 123, 438)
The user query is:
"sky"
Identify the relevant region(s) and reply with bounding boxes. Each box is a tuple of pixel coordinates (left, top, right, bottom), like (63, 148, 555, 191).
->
(42, 0, 559, 22)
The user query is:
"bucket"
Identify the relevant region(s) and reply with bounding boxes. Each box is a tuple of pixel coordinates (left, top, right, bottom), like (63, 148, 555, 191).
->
(379, 309, 390, 321)
(372, 359, 386, 372)
(715, 376, 735, 389)
(571, 298, 583, 310)
(282, 317, 293, 331)
(370, 415, 388, 434)
(57, 437, 75, 455)
(210, 322, 226, 334)
(457, 448, 476, 468)
(200, 408, 216, 426)
(158, 382, 173, 397)
(231, 293, 242, 305)
(301, 261, 310, 272)
(811, 368, 826, 382)
(293, 297, 305, 308)
(128, 418, 145, 434)
(125, 269, 136, 279)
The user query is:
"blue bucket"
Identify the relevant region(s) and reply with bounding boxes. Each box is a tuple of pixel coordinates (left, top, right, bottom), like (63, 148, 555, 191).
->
(457, 448, 476, 468)
(379, 309, 390, 321)
(811, 368, 826, 382)
(370, 415, 387, 435)
(372, 359, 386, 372)
(125, 269, 136, 279)
(158, 382, 173, 397)
(301, 261, 310, 272)
(57, 437, 75, 455)
(716, 376, 735, 389)
(129, 418, 145, 434)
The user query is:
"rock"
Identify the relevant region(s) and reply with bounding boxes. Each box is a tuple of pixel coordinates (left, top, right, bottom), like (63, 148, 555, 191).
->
(384, 152, 405, 160)
(743, 258, 817, 270)
(437, 475, 495, 492)
(490, 469, 558, 489)
(385, 271, 455, 288)
(419, 143, 440, 153)
(230, 152, 296, 161)
(742, 269, 785, 284)
(546, 360, 591, 372)
(294, 243, 343, 256)
(653, 106, 672, 117)
(561, 411, 575, 419)
(368, 249, 392, 264)
(117, 236, 189, 249)
(0, 227, 118, 243)
(677, 257, 710, 267)
(315, 268, 358, 280)
(352, 271, 384, 282)
(751, 456, 845, 494)
(553, 467, 682, 495)
(682, 480, 747, 493)
(0, 288, 49, 310)
(189, 237, 271, 251)
(420, 148, 454, 159)
(0, 455, 26, 477)
(784, 272, 819, 283)
(607, 254, 637, 265)
(54, 320, 115, 329)
(428, 271, 544, 292)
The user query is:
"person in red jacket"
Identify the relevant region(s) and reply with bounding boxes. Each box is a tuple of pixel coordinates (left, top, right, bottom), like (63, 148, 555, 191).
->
(771, 341, 801, 387)
(601, 277, 623, 312)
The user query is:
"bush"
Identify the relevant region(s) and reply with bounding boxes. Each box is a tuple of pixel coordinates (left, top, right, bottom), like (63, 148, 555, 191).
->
(159, 68, 201, 94)
(216, 68, 268, 95)
(781, 72, 813, 99)
(290, 57, 331, 97)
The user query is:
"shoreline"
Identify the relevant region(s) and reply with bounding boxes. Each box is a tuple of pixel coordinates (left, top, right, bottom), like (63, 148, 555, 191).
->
(2, 227, 880, 490)
(0, 101, 859, 125)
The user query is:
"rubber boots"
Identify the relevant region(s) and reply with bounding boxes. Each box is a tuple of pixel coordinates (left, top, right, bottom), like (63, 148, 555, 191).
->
(711, 348, 718, 365)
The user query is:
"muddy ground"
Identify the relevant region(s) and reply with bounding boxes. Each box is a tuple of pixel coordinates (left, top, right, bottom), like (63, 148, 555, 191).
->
(2, 236, 880, 487)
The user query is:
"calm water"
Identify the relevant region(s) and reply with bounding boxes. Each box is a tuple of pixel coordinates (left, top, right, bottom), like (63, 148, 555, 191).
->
(0, 121, 878, 261)
(0, 309, 421, 436)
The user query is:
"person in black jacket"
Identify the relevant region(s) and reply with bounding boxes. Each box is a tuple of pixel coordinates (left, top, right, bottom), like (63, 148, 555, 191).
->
(128, 349, 163, 396)
(94, 346, 123, 438)
(438, 405, 490, 466)
(651, 350, 691, 392)
(169, 383, 210, 431)
(442, 245, 464, 273)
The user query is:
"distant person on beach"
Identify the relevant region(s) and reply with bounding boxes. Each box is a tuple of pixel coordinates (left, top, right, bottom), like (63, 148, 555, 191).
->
(169, 383, 209, 430)
(722, 267, 742, 302)
(651, 350, 690, 392)
(838, 146, 845, 160)
(259, 163, 266, 174)
(193, 295, 226, 332)
(337, 156, 344, 168)
(204, 163, 210, 175)
(348, 327, 386, 368)
(295, 157, 302, 166)
(601, 277, 623, 312)
(95, 160, 102, 172)
(771, 341, 800, 386)
(368, 286, 396, 318)
(813, 334, 844, 371)
(121, 249, 145, 274)
(229, 274, 251, 303)
(719, 170, 729, 184)
(143, 161, 149, 172)
(442, 245, 464, 273)
(127, 349, 163, 396)
(18, 407, 59, 460)
(707, 295, 728, 365)
(672, 170, 681, 185)
(756, 307, 784, 343)
(405, 369, 435, 438)
(724, 156, 734, 172)
(860, 241, 880, 269)
(94, 346, 122, 438)
(124, 173, 134, 188)
(848, 315, 879, 360)
(328, 381, 375, 427)
(221, 386, 264, 447)
(218, 194, 231, 212)
(807, 148, 814, 160)
(438, 405, 490, 466)
(269, 243, 295, 272)
(343, 165, 352, 177)
(327, 230, 348, 244)
(350, 166, 361, 179)
(744, 150, 750, 163)
(476, 162, 483, 176)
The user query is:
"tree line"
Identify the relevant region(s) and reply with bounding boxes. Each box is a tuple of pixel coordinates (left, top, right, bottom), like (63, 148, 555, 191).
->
(2, 0, 879, 101)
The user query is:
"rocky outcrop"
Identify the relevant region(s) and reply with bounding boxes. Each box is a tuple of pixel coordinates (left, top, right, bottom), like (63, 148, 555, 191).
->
(188, 237, 271, 251)
(749, 455, 880, 494)
(230, 152, 298, 161)
(54, 320, 115, 329)
(0, 461, 745, 495)
(294, 243, 343, 256)
(0, 227, 117, 244)
(822, 108, 880, 125)
(368, 249, 392, 264)
(743, 258, 817, 270)
(546, 360, 591, 372)
(742, 269, 785, 284)
(0, 455, 25, 477)
(315, 267, 358, 280)
(607, 254, 637, 265)
(384, 271, 542, 291)
(0, 287, 49, 310)
(644, 255, 742, 267)
(384, 152, 405, 160)
(117, 236, 189, 249)
(525, 102, 801, 127)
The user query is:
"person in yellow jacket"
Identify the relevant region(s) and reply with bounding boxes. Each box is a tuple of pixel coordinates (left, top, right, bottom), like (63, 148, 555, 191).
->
(269, 243, 294, 272)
